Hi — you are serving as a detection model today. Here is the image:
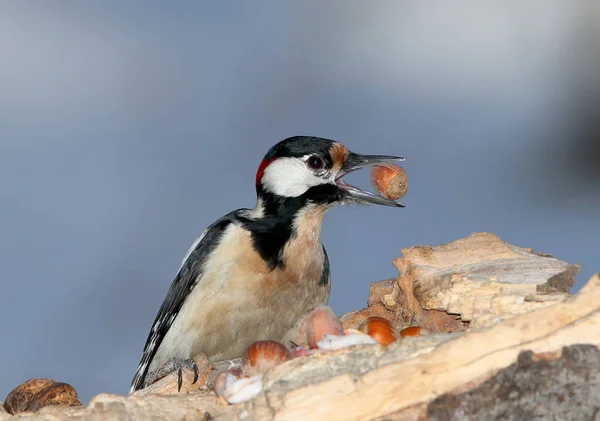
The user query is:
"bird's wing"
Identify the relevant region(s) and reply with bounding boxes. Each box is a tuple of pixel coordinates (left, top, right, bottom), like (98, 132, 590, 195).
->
(320, 244, 331, 287)
(130, 211, 239, 392)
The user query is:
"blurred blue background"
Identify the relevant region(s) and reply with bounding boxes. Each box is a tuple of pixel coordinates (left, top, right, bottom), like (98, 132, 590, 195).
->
(1, 1, 598, 404)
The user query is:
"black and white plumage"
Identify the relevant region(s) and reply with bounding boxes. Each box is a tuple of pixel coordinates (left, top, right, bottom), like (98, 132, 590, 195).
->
(130, 213, 233, 392)
(130, 136, 404, 392)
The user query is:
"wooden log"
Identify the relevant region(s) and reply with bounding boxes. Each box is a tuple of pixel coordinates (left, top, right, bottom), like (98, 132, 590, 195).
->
(3, 233, 594, 421)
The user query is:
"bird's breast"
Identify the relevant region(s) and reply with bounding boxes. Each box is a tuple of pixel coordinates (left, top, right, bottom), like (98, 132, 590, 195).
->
(160, 220, 330, 365)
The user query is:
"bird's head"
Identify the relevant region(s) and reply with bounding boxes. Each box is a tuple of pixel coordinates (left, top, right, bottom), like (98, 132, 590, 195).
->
(255, 136, 405, 210)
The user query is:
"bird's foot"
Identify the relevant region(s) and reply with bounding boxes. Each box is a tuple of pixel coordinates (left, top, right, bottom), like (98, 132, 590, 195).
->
(144, 357, 200, 392)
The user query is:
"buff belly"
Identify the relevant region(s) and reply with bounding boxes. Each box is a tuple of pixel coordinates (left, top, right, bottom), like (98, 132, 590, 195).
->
(148, 224, 330, 372)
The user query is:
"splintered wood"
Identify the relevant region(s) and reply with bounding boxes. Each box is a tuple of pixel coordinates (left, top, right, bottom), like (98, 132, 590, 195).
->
(342, 232, 580, 333)
(400, 232, 579, 328)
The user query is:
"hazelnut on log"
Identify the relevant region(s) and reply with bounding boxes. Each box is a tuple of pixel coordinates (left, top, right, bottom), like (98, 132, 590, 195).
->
(281, 306, 344, 350)
(241, 340, 291, 377)
(290, 347, 311, 358)
(316, 331, 377, 350)
(222, 375, 264, 405)
(213, 368, 241, 399)
(305, 306, 345, 349)
(400, 326, 422, 337)
(3, 378, 81, 415)
(370, 164, 408, 200)
(358, 316, 399, 346)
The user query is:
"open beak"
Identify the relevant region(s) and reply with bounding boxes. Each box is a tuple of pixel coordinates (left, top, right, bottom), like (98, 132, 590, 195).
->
(335, 152, 406, 207)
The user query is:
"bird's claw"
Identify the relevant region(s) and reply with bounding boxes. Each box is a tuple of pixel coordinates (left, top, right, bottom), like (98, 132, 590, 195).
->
(193, 361, 200, 383)
(146, 357, 200, 392)
(176, 358, 200, 392)
(177, 367, 183, 392)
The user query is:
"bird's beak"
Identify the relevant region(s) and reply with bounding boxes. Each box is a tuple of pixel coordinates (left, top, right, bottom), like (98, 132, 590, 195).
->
(335, 152, 406, 207)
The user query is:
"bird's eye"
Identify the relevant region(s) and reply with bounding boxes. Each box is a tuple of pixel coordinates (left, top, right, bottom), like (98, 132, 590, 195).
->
(307, 155, 324, 170)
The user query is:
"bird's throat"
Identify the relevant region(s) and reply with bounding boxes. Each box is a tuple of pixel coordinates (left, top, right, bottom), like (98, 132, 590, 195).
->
(242, 193, 328, 271)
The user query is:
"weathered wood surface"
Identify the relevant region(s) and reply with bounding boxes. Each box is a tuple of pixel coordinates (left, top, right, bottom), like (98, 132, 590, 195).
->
(427, 344, 600, 421)
(342, 232, 580, 332)
(398, 232, 580, 327)
(2, 233, 595, 421)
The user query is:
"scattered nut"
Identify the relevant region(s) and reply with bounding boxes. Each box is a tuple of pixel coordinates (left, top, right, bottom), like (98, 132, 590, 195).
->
(290, 347, 311, 358)
(358, 316, 399, 345)
(241, 340, 291, 377)
(306, 306, 345, 348)
(316, 332, 377, 350)
(213, 367, 264, 405)
(400, 326, 422, 337)
(3, 378, 81, 415)
(370, 164, 408, 200)
(213, 368, 241, 399)
(223, 375, 263, 404)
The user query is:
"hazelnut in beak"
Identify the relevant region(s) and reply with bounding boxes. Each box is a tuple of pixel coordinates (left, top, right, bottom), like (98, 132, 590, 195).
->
(370, 164, 408, 201)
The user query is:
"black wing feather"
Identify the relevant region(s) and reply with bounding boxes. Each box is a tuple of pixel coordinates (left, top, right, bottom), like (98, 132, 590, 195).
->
(320, 244, 330, 286)
(129, 211, 240, 392)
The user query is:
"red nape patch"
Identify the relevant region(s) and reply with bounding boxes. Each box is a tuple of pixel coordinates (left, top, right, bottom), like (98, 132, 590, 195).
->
(255, 158, 276, 187)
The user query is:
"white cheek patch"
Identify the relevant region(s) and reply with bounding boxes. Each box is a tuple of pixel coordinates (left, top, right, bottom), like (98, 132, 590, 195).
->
(261, 158, 330, 197)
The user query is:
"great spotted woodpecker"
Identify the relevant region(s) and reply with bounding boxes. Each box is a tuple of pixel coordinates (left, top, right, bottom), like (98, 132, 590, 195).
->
(130, 136, 405, 392)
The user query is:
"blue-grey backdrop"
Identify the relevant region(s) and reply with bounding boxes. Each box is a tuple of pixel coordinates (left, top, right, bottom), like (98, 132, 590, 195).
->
(1, 1, 598, 404)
